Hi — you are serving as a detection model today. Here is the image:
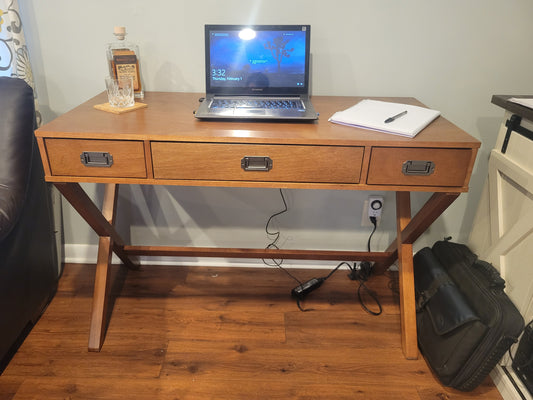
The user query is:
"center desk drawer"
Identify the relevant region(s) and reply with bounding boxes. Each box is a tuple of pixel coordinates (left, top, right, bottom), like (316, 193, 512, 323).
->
(45, 139, 146, 178)
(367, 147, 473, 187)
(152, 142, 364, 183)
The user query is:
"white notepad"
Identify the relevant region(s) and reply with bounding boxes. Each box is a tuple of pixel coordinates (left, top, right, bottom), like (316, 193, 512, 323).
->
(329, 99, 441, 138)
(508, 97, 533, 110)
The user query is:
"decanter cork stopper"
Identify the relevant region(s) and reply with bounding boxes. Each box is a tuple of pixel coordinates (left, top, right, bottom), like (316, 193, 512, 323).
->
(113, 26, 126, 40)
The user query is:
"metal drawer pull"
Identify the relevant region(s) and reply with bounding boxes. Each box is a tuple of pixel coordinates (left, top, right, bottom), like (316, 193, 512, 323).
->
(402, 160, 435, 176)
(80, 151, 114, 167)
(241, 156, 273, 171)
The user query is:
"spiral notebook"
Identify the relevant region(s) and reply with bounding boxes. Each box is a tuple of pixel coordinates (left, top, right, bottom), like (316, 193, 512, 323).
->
(329, 99, 441, 138)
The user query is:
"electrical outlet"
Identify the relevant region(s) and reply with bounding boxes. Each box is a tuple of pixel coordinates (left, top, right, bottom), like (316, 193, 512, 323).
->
(361, 196, 384, 227)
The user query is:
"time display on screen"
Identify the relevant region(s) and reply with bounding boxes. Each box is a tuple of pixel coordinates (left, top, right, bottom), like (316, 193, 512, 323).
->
(212, 68, 226, 78)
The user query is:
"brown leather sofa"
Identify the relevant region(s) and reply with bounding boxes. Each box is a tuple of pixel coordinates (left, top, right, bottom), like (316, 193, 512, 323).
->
(0, 77, 58, 372)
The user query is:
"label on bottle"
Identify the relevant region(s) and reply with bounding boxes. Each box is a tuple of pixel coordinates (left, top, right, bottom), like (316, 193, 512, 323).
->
(112, 49, 141, 92)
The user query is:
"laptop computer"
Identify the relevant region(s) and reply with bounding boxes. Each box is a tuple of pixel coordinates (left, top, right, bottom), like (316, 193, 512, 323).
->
(195, 24, 318, 121)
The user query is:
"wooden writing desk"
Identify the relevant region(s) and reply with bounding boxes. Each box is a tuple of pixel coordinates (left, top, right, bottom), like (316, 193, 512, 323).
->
(35, 92, 480, 359)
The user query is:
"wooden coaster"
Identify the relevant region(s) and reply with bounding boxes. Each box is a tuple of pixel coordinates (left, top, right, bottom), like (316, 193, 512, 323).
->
(94, 102, 148, 114)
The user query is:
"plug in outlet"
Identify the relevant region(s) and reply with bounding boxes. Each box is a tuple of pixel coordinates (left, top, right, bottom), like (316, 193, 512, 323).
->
(362, 196, 384, 227)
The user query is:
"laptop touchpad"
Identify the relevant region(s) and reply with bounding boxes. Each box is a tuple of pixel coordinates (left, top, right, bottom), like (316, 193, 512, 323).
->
(235, 109, 266, 116)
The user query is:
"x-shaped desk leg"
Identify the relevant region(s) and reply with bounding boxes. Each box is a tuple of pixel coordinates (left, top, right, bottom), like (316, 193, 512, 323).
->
(393, 191, 460, 359)
(55, 182, 138, 351)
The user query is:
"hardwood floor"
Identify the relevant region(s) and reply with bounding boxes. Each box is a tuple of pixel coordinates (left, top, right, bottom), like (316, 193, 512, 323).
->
(0, 263, 503, 399)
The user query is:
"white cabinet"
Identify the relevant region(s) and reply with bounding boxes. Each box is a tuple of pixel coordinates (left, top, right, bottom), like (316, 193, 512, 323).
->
(469, 95, 533, 399)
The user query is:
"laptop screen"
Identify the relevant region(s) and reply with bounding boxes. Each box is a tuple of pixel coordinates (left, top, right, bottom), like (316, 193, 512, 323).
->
(205, 25, 310, 96)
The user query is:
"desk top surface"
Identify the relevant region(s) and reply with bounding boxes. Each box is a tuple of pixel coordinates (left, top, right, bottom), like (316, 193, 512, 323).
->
(37, 92, 480, 149)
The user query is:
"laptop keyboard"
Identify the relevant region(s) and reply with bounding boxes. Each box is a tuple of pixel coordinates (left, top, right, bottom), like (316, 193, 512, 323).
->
(210, 98, 304, 110)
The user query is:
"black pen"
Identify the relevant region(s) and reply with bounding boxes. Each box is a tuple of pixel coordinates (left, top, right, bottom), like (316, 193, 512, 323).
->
(384, 110, 407, 123)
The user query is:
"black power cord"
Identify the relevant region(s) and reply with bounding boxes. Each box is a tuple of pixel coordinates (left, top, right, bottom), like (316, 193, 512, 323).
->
(262, 189, 348, 310)
(367, 216, 377, 252)
(262, 189, 303, 285)
(291, 261, 352, 311)
(347, 216, 383, 315)
(291, 277, 325, 311)
(291, 216, 382, 314)
(264, 191, 383, 314)
(351, 263, 382, 316)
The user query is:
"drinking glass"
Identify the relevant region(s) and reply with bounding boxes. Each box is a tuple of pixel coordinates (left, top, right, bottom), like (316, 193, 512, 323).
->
(105, 76, 134, 108)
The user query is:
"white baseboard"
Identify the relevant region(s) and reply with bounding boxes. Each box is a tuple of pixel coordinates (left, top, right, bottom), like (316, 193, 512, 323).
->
(491, 365, 532, 400)
(63, 244, 348, 270)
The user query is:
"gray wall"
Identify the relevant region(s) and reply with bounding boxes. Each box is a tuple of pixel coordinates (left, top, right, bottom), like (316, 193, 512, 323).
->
(20, 0, 533, 266)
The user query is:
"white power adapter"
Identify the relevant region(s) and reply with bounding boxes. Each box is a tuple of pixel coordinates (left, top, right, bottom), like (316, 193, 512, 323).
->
(368, 196, 384, 218)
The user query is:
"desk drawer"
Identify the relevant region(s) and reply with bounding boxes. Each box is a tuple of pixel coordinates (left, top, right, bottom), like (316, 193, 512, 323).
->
(367, 147, 473, 187)
(45, 139, 146, 178)
(152, 142, 364, 183)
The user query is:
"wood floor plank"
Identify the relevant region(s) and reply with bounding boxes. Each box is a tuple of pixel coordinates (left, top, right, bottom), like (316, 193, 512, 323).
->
(8, 376, 503, 400)
(10, 377, 425, 400)
(0, 263, 503, 400)
(161, 340, 429, 385)
(416, 380, 506, 400)
(3, 334, 166, 379)
(0, 377, 22, 400)
(285, 310, 402, 346)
